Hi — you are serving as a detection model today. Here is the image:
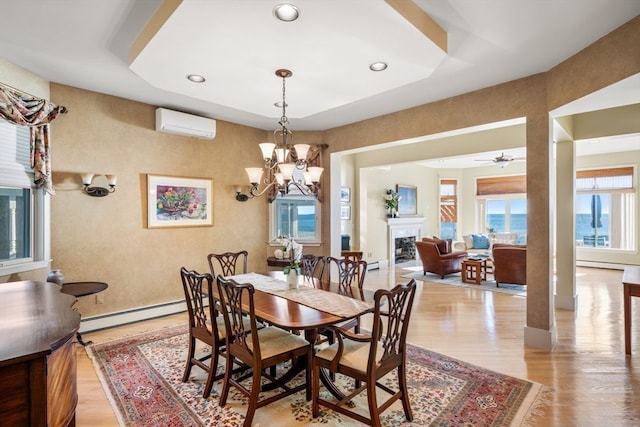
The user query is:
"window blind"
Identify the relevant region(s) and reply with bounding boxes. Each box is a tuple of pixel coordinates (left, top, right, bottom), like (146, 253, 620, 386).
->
(576, 167, 634, 193)
(0, 120, 32, 187)
(476, 175, 526, 196)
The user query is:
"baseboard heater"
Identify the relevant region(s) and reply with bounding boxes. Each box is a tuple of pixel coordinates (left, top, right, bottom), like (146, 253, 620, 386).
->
(78, 299, 187, 333)
(367, 261, 380, 271)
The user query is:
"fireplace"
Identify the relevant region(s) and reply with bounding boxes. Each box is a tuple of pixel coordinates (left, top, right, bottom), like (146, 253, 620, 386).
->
(395, 236, 417, 263)
(387, 217, 423, 266)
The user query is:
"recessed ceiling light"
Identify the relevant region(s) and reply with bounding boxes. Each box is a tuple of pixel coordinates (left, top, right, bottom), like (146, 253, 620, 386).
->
(186, 74, 205, 83)
(273, 4, 300, 22)
(369, 62, 388, 72)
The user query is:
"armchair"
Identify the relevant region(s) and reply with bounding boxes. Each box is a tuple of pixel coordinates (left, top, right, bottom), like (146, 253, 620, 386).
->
(415, 237, 467, 279)
(491, 243, 527, 286)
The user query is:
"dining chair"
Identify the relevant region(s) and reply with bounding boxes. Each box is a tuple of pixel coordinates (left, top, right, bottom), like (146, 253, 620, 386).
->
(324, 256, 367, 336)
(179, 267, 228, 398)
(311, 279, 418, 427)
(216, 276, 312, 427)
(326, 255, 367, 291)
(300, 254, 326, 282)
(207, 250, 248, 277)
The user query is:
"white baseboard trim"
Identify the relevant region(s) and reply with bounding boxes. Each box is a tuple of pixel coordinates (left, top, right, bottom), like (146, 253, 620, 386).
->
(524, 325, 557, 350)
(78, 299, 187, 333)
(576, 261, 628, 270)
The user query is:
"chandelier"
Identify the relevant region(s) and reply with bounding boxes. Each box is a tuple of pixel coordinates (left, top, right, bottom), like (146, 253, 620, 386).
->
(243, 69, 323, 199)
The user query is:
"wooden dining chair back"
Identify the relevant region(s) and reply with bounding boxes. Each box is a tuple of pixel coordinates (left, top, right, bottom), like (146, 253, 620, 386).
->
(312, 279, 418, 426)
(323, 256, 368, 344)
(180, 267, 225, 398)
(207, 250, 248, 277)
(216, 276, 312, 427)
(300, 254, 326, 283)
(325, 256, 367, 290)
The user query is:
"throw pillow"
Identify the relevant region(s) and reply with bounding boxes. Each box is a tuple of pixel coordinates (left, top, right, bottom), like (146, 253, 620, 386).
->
(471, 234, 490, 249)
(431, 236, 452, 254)
(462, 234, 474, 249)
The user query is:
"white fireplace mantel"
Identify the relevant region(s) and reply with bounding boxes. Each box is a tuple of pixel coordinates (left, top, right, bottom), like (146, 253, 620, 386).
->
(387, 217, 424, 266)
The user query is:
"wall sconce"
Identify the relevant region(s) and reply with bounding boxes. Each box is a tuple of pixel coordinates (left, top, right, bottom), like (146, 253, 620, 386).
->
(235, 186, 249, 202)
(80, 173, 117, 197)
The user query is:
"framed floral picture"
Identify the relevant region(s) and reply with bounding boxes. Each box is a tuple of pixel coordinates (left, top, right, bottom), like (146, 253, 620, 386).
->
(396, 184, 417, 215)
(147, 174, 213, 228)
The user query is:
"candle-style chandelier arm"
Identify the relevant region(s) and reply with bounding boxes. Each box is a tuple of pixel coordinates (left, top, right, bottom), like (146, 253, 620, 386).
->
(239, 68, 327, 202)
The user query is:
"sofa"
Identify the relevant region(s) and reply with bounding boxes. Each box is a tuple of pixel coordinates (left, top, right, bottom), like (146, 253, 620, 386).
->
(453, 232, 519, 253)
(491, 243, 527, 286)
(415, 237, 468, 279)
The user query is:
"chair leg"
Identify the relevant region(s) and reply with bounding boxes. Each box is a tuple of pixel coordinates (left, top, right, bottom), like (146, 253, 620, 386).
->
(398, 364, 413, 421)
(182, 335, 196, 382)
(243, 368, 262, 427)
(202, 349, 219, 398)
(311, 360, 320, 418)
(219, 354, 234, 407)
(366, 380, 381, 427)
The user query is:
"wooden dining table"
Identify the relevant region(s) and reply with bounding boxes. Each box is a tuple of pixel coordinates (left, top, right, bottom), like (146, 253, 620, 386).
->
(219, 271, 375, 400)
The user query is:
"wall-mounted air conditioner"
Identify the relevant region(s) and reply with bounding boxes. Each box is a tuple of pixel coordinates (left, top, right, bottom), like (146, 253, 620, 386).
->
(155, 108, 216, 139)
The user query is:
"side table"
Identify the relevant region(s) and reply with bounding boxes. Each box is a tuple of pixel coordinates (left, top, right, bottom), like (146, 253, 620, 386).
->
(60, 281, 108, 346)
(267, 256, 292, 268)
(622, 266, 640, 354)
(462, 259, 487, 285)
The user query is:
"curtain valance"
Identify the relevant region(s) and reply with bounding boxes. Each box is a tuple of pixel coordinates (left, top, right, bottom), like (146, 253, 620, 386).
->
(0, 84, 67, 194)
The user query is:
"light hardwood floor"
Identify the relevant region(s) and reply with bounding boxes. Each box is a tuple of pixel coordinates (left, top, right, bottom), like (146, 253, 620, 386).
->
(76, 265, 639, 426)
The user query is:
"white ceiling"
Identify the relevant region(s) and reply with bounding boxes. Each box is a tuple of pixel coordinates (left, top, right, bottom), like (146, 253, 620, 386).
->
(0, 0, 638, 132)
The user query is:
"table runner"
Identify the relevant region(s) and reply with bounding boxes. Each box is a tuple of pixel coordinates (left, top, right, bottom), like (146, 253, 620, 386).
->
(226, 272, 373, 319)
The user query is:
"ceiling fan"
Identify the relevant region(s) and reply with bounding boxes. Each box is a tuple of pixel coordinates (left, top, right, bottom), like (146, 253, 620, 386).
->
(475, 152, 526, 168)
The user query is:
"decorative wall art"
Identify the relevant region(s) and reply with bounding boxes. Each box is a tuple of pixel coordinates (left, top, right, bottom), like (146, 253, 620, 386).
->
(340, 205, 351, 220)
(147, 174, 213, 228)
(397, 184, 417, 215)
(340, 187, 351, 203)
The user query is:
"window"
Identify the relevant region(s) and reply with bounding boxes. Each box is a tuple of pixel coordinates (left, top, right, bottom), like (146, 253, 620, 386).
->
(476, 175, 527, 242)
(576, 167, 635, 250)
(484, 198, 527, 236)
(0, 120, 50, 275)
(269, 195, 321, 244)
(439, 179, 457, 240)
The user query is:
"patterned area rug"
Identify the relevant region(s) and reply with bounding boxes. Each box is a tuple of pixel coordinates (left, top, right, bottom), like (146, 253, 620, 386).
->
(86, 325, 549, 426)
(401, 266, 527, 296)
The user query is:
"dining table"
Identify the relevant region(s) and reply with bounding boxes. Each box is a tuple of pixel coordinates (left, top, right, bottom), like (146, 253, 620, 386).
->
(219, 271, 376, 400)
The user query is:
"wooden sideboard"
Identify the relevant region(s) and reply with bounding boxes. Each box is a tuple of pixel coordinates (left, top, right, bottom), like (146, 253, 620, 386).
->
(0, 281, 81, 427)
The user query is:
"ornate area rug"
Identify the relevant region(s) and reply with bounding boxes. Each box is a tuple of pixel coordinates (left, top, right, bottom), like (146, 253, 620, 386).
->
(401, 266, 527, 296)
(86, 325, 549, 426)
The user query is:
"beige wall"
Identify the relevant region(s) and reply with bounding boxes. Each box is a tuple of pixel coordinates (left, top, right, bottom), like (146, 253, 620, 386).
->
(1, 16, 638, 325)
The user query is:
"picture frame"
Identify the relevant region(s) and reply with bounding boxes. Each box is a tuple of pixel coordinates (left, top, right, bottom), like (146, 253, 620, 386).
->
(147, 174, 213, 228)
(340, 187, 351, 203)
(340, 205, 351, 220)
(396, 184, 417, 215)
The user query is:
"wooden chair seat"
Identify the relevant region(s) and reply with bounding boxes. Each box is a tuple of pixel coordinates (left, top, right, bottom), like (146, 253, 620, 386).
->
(248, 326, 309, 359)
(315, 339, 384, 372)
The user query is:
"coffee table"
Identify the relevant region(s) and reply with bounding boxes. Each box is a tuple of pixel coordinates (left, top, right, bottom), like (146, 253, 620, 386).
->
(461, 258, 488, 284)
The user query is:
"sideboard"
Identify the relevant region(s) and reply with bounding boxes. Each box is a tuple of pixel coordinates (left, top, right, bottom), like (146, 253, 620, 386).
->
(0, 281, 81, 427)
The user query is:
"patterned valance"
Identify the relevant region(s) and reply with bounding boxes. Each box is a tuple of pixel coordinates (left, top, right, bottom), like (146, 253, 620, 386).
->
(0, 84, 66, 194)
